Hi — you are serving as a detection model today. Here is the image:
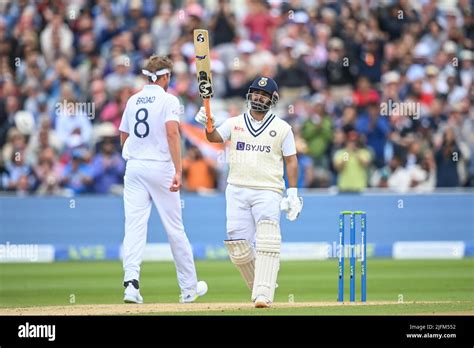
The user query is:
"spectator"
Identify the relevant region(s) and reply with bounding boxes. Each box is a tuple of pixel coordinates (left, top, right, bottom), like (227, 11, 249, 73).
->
(420, 19, 446, 59)
(34, 147, 63, 195)
(405, 139, 422, 169)
(89, 79, 108, 121)
(274, 41, 313, 95)
(325, 37, 354, 103)
(104, 55, 135, 97)
(356, 100, 391, 168)
(379, 2, 416, 41)
(224, 64, 251, 99)
(131, 33, 154, 72)
(295, 136, 314, 188)
(243, 0, 277, 50)
(249, 38, 277, 79)
(284, 135, 314, 189)
(25, 118, 62, 164)
(54, 90, 93, 149)
(0, 96, 21, 149)
(60, 148, 93, 194)
(356, 33, 384, 84)
(43, 56, 81, 107)
(381, 71, 401, 103)
(100, 86, 132, 131)
(435, 127, 461, 187)
(459, 50, 473, 90)
(413, 150, 436, 192)
(372, 150, 435, 193)
(151, 3, 181, 56)
(301, 94, 333, 168)
(2, 127, 27, 166)
(333, 131, 372, 192)
(92, 137, 125, 194)
(40, 13, 74, 65)
(374, 154, 410, 192)
(352, 77, 380, 111)
(1, 150, 36, 193)
(182, 146, 216, 192)
(209, 0, 237, 47)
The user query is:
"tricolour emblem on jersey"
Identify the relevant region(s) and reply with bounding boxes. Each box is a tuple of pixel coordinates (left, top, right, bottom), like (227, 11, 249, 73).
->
(258, 78, 268, 87)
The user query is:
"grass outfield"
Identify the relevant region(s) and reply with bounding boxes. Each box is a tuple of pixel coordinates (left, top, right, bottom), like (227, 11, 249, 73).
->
(0, 259, 473, 315)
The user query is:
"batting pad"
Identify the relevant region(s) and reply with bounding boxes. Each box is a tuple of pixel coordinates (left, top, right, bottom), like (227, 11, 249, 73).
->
(252, 220, 281, 302)
(224, 239, 255, 290)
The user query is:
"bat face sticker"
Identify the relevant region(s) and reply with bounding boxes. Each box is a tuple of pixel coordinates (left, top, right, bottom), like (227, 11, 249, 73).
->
(197, 33, 205, 42)
(196, 55, 207, 60)
(198, 71, 213, 98)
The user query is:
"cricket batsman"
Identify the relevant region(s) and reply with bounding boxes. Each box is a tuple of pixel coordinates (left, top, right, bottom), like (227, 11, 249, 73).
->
(119, 56, 207, 304)
(194, 76, 303, 308)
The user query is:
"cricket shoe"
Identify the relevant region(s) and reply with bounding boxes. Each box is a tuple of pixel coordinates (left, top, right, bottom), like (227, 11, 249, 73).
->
(179, 280, 208, 303)
(254, 295, 271, 308)
(123, 279, 143, 304)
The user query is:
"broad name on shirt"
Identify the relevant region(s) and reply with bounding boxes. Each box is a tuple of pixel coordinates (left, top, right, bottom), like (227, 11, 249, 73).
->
(136, 96, 156, 105)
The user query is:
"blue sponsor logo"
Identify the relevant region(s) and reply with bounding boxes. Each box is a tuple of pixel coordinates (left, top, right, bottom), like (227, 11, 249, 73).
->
(236, 141, 271, 153)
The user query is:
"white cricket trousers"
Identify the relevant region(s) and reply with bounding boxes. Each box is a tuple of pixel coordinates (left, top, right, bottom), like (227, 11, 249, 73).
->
(225, 184, 282, 244)
(123, 159, 198, 291)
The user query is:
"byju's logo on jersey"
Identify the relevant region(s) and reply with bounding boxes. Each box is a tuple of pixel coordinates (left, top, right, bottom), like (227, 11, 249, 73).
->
(236, 141, 271, 153)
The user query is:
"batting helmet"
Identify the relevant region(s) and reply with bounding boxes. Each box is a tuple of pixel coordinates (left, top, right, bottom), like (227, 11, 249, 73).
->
(246, 76, 279, 112)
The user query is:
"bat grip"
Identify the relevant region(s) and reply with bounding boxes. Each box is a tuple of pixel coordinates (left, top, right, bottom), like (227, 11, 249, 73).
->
(204, 98, 213, 133)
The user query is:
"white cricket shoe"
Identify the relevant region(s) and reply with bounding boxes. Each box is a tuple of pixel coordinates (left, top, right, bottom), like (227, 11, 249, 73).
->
(123, 282, 144, 304)
(180, 280, 208, 303)
(254, 295, 271, 308)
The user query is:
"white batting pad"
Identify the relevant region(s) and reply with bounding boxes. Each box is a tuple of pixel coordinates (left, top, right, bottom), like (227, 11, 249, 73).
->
(252, 220, 281, 302)
(224, 239, 255, 290)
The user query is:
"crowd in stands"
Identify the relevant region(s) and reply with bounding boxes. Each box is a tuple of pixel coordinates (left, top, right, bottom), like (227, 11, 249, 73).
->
(0, 0, 472, 195)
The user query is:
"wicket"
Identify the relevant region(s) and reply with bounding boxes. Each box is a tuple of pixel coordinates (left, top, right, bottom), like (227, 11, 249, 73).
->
(338, 211, 367, 302)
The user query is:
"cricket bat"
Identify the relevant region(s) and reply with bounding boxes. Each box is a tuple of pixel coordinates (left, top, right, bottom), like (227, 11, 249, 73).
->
(193, 29, 214, 133)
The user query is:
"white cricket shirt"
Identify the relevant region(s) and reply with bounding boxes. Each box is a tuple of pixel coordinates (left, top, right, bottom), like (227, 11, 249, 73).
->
(216, 111, 296, 192)
(119, 84, 181, 161)
(217, 110, 296, 156)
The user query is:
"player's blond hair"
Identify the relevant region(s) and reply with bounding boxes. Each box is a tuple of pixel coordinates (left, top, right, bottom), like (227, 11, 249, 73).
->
(144, 55, 173, 76)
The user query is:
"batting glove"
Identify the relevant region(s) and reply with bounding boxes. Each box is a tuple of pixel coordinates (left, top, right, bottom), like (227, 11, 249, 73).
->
(280, 188, 303, 221)
(194, 106, 215, 128)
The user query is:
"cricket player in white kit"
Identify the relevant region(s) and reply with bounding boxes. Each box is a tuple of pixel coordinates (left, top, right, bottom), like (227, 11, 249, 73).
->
(119, 56, 207, 304)
(195, 76, 303, 308)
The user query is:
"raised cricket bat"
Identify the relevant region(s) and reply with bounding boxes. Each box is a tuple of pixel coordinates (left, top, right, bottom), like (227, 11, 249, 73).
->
(193, 29, 214, 133)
